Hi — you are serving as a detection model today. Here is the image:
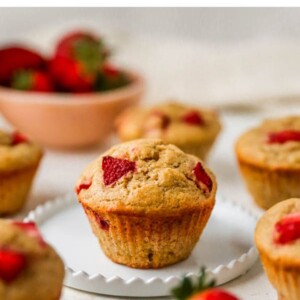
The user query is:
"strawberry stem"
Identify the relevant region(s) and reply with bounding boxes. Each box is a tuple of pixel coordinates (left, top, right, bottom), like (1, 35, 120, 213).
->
(11, 69, 33, 90)
(172, 267, 216, 300)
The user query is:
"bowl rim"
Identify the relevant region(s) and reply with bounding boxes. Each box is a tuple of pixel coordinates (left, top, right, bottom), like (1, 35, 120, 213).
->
(0, 70, 145, 106)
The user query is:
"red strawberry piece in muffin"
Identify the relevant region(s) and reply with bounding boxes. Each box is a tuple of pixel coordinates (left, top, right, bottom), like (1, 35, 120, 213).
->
(182, 110, 205, 126)
(268, 130, 300, 144)
(11, 131, 28, 146)
(102, 156, 136, 186)
(76, 178, 92, 194)
(193, 162, 213, 192)
(0, 249, 26, 283)
(273, 212, 300, 244)
(150, 110, 171, 130)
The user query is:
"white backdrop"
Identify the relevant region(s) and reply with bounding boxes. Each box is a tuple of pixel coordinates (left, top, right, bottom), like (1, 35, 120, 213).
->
(1, 8, 300, 108)
(1, 8, 300, 42)
(0, 8, 300, 300)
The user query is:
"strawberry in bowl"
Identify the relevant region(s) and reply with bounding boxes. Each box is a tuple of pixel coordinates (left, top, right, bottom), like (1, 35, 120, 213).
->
(50, 31, 106, 93)
(0, 46, 46, 86)
(0, 30, 144, 149)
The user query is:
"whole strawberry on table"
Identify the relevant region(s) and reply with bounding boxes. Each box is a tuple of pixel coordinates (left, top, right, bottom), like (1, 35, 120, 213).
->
(0, 30, 130, 93)
(172, 268, 240, 300)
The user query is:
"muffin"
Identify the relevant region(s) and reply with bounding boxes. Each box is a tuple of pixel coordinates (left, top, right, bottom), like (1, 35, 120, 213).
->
(235, 116, 300, 209)
(115, 102, 221, 161)
(0, 131, 43, 214)
(0, 220, 65, 300)
(76, 139, 217, 269)
(255, 198, 300, 300)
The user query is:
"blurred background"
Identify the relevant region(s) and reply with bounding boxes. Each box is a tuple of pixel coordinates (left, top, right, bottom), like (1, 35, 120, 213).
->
(3, 8, 300, 42)
(1, 8, 298, 299)
(2, 8, 300, 108)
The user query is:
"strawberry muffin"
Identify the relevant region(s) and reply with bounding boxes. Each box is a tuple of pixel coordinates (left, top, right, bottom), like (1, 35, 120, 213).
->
(0, 131, 43, 214)
(0, 220, 64, 300)
(76, 139, 217, 269)
(235, 116, 300, 209)
(255, 198, 300, 300)
(115, 102, 221, 161)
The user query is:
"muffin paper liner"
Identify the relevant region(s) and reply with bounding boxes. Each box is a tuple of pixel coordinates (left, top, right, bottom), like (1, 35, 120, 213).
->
(259, 252, 300, 300)
(237, 161, 300, 209)
(83, 202, 214, 269)
(0, 163, 40, 214)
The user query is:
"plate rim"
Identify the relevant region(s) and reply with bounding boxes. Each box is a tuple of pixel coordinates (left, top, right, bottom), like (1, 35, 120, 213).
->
(25, 193, 259, 296)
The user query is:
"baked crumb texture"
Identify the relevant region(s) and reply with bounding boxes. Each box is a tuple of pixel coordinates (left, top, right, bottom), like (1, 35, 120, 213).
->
(77, 139, 217, 268)
(235, 116, 300, 209)
(255, 198, 300, 300)
(115, 102, 221, 161)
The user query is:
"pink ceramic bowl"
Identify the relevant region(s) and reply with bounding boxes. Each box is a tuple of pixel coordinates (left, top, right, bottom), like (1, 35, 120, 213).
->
(0, 72, 144, 149)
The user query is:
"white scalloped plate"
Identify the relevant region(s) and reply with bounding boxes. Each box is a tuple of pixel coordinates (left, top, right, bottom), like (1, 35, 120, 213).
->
(25, 194, 258, 297)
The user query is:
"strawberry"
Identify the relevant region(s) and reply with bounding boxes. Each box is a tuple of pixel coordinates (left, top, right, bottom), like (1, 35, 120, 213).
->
(193, 162, 213, 192)
(0, 249, 26, 283)
(11, 131, 28, 146)
(13, 221, 45, 246)
(95, 64, 130, 92)
(55, 31, 107, 62)
(76, 178, 92, 194)
(189, 289, 239, 300)
(103, 64, 120, 77)
(102, 156, 136, 186)
(96, 217, 109, 231)
(51, 31, 108, 93)
(274, 212, 300, 244)
(172, 268, 239, 300)
(0, 46, 45, 85)
(11, 70, 53, 92)
(49, 55, 94, 93)
(182, 111, 204, 126)
(268, 130, 300, 144)
(91, 209, 110, 231)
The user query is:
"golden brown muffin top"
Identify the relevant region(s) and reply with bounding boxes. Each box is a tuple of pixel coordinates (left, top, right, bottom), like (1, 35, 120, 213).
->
(0, 130, 43, 174)
(76, 139, 216, 215)
(0, 220, 64, 300)
(255, 198, 300, 267)
(115, 102, 221, 146)
(235, 116, 300, 169)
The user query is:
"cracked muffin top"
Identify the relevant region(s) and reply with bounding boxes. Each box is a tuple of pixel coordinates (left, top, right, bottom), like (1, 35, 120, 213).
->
(115, 102, 221, 146)
(0, 220, 64, 300)
(235, 116, 300, 169)
(76, 139, 217, 215)
(0, 131, 43, 173)
(255, 198, 300, 266)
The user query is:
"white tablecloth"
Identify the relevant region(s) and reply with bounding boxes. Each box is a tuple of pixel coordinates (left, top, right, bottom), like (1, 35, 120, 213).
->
(3, 102, 300, 300)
